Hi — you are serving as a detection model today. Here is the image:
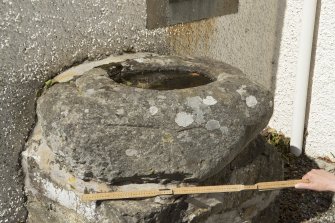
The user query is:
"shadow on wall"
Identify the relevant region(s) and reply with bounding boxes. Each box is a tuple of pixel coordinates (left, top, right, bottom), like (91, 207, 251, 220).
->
(270, 0, 287, 93)
(304, 0, 321, 150)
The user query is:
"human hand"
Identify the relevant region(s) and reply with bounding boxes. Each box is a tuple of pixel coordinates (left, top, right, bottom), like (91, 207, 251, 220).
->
(295, 169, 335, 192)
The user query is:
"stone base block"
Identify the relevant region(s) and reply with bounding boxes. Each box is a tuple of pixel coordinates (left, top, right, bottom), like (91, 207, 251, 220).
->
(24, 135, 282, 223)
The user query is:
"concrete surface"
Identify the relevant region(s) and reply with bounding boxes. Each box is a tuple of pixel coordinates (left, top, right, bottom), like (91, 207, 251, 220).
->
(0, 0, 280, 221)
(269, 0, 335, 160)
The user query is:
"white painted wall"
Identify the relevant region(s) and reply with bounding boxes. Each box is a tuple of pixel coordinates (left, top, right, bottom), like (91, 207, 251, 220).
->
(269, 0, 335, 159)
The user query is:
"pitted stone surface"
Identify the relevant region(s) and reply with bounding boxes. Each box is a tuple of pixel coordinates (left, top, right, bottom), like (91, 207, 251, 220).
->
(36, 55, 273, 184)
(24, 133, 282, 223)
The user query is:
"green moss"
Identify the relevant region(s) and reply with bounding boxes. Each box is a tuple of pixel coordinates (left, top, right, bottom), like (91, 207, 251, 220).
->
(261, 128, 294, 163)
(36, 79, 59, 98)
(44, 79, 57, 89)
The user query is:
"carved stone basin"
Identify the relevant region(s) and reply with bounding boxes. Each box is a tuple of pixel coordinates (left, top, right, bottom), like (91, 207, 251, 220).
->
(23, 53, 282, 223)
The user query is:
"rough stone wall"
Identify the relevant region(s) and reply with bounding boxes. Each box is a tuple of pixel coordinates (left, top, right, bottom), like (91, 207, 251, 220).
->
(0, 1, 167, 221)
(0, 0, 280, 222)
(269, 0, 335, 160)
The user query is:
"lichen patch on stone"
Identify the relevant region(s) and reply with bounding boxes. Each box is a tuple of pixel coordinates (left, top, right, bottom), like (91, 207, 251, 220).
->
(175, 112, 194, 127)
(186, 96, 203, 109)
(203, 96, 217, 105)
(205, 120, 220, 130)
(116, 108, 125, 115)
(186, 96, 206, 124)
(220, 126, 229, 134)
(162, 132, 174, 143)
(246, 95, 258, 108)
(236, 85, 247, 100)
(149, 106, 158, 115)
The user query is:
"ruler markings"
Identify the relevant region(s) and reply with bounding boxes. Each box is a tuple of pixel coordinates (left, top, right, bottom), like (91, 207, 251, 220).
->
(81, 179, 309, 201)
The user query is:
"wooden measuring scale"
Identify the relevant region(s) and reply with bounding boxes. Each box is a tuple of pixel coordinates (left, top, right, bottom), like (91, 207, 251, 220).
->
(81, 179, 309, 201)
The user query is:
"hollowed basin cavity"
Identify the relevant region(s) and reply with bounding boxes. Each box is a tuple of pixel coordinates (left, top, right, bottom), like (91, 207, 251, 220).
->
(99, 63, 215, 90)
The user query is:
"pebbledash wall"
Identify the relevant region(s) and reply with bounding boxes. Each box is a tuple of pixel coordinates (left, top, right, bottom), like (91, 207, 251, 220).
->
(0, 0, 292, 222)
(269, 0, 335, 160)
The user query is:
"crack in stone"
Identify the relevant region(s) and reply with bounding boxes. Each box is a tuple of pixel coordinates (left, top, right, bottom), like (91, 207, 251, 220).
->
(176, 126, 204, 132)
(106, 123, 160, 129)
(108, 171, 193, 185)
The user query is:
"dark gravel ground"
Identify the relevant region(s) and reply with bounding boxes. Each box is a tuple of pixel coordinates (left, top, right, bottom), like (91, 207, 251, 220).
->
(262, 129, 335, 223)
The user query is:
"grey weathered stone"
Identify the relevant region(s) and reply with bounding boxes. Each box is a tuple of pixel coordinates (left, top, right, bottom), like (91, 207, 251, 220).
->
(22, 54, 281, 222)
(36, 55, 273, 185)
(24, 133, 282, 223)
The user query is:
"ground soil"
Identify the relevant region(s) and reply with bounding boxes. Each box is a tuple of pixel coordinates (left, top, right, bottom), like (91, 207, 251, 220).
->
(261, 129, 335, 223)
